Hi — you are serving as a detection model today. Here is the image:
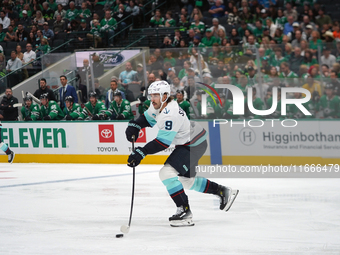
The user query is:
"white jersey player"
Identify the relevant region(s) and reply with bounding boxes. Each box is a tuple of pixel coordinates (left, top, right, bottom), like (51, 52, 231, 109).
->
(125, 80, 238, 227)
(0, 121, 15, 163)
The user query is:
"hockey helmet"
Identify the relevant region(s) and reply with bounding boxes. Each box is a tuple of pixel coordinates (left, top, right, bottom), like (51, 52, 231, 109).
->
(176, 89, 184, 95)
(113, 90, 122, 97)
(89, 91, 97, 98)
(65, 96, 74, 103)
(196, 89, 206, 96)
(24, 94, 33, 101)
(148, 80, 171, 106)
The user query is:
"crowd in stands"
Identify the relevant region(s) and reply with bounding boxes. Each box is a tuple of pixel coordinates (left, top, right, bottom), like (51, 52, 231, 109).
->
(0, 0, 144, 90)
(1, 0, 340, 120)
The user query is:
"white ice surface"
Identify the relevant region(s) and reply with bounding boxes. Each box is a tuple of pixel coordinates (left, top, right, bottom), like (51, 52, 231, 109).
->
(0, 163, 340, 255)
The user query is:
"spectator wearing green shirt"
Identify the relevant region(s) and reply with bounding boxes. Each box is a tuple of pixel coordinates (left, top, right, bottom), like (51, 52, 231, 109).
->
(316, 7, 332, 28)
(208, 43, 223, 66)
(78, 2, 92, 19)
(95, 0, 114, 9)
(150, 9, 165, 28)
(0, 24, 5, 42)
(188, 35, 207, 56)
(178, 60, 191, 80)
(309, 31, 323, 56)
(317, 83, 340, 119)
(237, 21, 249, 38)
(165, 11, 176, 27)
(100, 10, 117, 46)
(275, 9, 287, 28)
(269, 47, 287, 70)
(252, 20, 264, 39)
(201, 28, 218, 47)
(164, 50, 176, 67)
(36, 38, 51, 56)
(65, 2, 79, 21)
(87, 19, 102, 48)
(279, 62, 299, 87)
(19, 4, 32, 18)
(190, 14, 205, 34)
(48, 0, 58, 12)
(302, 49, 318, 68)
(236, 75, 250, 95)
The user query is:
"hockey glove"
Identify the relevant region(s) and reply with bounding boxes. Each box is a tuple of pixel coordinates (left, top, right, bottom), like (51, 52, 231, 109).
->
(43, 115, 51, 120)
(92, 114, 100, 120)
(24, 116, 32, 121)
(117, 114, 125, 120)
(127, 147, 146, 167)
(66, 114, 73, 120)
(125, 120, 141, 142)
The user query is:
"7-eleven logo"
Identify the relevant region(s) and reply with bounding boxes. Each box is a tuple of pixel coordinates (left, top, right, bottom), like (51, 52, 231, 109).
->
(136, 128, 146, 143)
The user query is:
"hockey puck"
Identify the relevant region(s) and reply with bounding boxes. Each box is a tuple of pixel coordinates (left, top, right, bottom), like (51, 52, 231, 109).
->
(116, 234, 124, 238)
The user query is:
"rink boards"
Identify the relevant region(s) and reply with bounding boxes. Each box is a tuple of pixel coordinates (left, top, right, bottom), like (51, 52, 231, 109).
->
(0, 120, 339, 165)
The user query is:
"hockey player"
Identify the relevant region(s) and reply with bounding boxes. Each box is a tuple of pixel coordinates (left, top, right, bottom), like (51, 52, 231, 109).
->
(40, 93, 65, 120)
(317, 83, 340, 119)
(78, 92, 110, 120)
(0, 121, 15, 163)
(125, 80, 239, 227)
(107, 91, 134, 120)
(63, 96, 82, 120)
(21, 95, 40, 121)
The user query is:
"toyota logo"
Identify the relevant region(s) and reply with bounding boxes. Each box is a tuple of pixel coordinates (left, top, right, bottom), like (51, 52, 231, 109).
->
(138, 129, 144, 138)
(101, 129, 112, 138)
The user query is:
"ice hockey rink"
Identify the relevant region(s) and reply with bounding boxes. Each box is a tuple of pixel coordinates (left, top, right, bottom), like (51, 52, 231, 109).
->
(0, 163, 340, 255)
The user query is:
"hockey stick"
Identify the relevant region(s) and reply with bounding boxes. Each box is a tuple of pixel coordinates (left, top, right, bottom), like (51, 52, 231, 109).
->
(120, 135, 136, 234)
(26, 92, 41, 105)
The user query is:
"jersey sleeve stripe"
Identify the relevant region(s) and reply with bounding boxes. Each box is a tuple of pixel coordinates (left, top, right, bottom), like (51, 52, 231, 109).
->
(154, 138, 169, 148)
(184, 129, 207, 146)
(157, 130, 177, 146)
(144, 111, 156, 127)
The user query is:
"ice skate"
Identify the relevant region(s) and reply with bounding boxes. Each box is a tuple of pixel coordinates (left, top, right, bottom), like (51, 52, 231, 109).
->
(8, 151, 15, 164)
(217, 185, 239, 212)
(169, 205, 194, 227)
